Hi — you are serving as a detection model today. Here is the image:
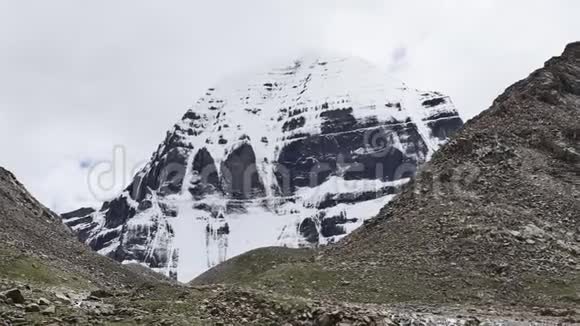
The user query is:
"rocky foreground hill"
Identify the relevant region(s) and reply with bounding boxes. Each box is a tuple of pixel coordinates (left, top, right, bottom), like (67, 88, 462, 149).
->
(324, 41, 580, 305)
(2, 43, 580, 325)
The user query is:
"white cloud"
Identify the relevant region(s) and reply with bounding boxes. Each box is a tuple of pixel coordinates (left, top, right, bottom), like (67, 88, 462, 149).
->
(1, 0, 579, 212)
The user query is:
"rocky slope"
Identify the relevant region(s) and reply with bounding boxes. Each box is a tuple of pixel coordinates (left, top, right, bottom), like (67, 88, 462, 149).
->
(62, 56, 463, 281)
(193, 43, 580, 310)
(0, 167, 168, 290)
(325, 41, 580, 305)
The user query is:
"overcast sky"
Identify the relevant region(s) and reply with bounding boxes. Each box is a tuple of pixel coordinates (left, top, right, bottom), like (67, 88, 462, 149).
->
(1, 0, 579, 213)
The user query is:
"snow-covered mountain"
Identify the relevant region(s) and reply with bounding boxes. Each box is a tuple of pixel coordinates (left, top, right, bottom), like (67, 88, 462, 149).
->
(62, 56, 463, 282)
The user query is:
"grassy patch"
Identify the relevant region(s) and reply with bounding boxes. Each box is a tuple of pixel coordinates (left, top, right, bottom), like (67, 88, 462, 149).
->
(524, 273, 580, 305)
(191, 247, 315, 285)
(0, 249, 90, 289)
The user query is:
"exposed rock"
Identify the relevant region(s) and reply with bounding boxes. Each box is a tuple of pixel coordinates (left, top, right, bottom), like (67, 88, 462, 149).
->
(41, 305, 56, 315)
(3, 289, 24, 304)
(25, 303, 40, 312)
(54, 293, 71, 305)
(37, 298, 50, 306)
(89, 289, 114, 298)
(60, 207, 96, 220)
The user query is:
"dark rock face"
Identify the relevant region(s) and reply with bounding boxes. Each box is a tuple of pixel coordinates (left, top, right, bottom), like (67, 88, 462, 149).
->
(220, 143, 265, 199)
(102, 197, 135, 229)
(319, 107, 358, 134)
(60, 207, 95, 220)
(299, 218, 319, 244)
(427, 114, 464, 141)
(300, 211, 359, 240)
(275, 121, 425, 194)
(422, 97, 446, 107)
(3, 289, 25, 304)
(62, 56, 463, 281)
(190, 147, 220, 198)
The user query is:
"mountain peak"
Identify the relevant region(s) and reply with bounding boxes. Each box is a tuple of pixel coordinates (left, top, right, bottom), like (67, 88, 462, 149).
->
(63, 56, 463, 281)
(563, 41, 580, 57)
